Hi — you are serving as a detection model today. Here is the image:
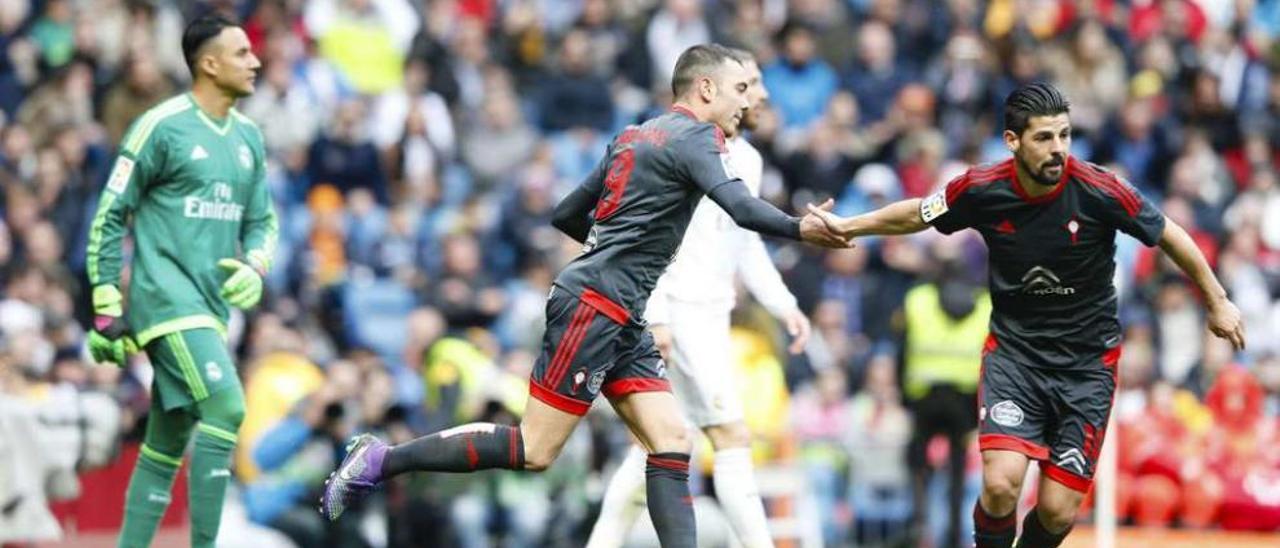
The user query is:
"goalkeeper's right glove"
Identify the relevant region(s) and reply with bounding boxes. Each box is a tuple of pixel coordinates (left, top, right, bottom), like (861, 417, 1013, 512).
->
(88, 285, 136, 367)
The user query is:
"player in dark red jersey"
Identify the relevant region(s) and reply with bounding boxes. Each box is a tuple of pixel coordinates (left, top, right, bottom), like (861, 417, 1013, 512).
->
(807, 82, 1245, 548)
(318, 44, 850, 547)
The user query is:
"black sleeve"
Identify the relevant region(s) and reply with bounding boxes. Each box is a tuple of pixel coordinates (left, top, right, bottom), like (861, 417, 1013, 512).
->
(679, 123, 738, 193)
(1103, 175, 1166, 247)
(552, 184, 600, 243)
(551, 145, 610, 242)
(923, 173, 981, 234)
(706, 179, 802, 240)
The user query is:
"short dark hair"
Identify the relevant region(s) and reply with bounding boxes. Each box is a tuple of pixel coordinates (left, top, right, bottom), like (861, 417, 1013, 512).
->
(671, 43, 741, 97)
(1004, 82, 1070, 135)
(726, 47, 758, 67)
(182, 13, 238, 76)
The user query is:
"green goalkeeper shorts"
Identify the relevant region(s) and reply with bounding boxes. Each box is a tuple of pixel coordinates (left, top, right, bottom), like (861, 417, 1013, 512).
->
(145, 328, 240, 411)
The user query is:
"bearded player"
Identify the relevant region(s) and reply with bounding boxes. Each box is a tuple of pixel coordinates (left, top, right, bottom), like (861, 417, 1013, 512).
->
(85, 14, 274, 548)
(806, 82, 1244, 547)
(320, 44, 850, 548)
(586, 50, 804, 548)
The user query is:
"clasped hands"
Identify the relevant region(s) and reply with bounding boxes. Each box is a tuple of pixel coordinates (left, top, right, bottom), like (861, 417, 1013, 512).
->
(798, 199, 854, 249)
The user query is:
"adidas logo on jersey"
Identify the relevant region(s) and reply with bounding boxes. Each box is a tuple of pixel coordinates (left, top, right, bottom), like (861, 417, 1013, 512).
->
(191, 145, 208, 160)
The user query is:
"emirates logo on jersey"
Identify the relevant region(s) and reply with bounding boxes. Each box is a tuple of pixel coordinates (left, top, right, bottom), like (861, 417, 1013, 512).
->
(1020, 266, 1075, 296)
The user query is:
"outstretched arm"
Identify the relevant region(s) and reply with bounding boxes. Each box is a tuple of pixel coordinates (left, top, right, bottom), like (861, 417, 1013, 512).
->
(1158, 217, 1245, 350)
(708, 181, 852, 248)
(807, 198, 930, 238)
(706, 180, 800, 239)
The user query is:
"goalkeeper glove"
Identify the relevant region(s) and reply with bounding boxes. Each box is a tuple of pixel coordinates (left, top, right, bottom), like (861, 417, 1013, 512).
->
(218, 258, 264, 309)
(88, 285, 136, 367)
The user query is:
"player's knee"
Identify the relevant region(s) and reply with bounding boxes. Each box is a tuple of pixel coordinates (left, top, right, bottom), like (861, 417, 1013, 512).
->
(1036, 503, 1079, 534)
(981, 470, 1023, 514)
(1038, 484, 1086, 532)
(201, 388, 246, 431)
(224, 397, 246, 428)
(650, 423, 692, 455)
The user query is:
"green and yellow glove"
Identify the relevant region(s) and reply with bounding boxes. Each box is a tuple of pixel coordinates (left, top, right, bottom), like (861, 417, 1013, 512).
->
(88, 285, 136, 367)
(218, 258, 264, 310)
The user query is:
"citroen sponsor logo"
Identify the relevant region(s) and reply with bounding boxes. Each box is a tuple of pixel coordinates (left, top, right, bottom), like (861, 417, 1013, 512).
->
(1057, 448, 1088, 475)
(1020, 266, 1075, 296)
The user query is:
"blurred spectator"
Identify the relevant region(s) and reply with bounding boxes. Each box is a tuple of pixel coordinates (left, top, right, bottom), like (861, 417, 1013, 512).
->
(494, 152, 561, 275)
(1044, 20, 1127, 139)
(781, 113, 861, 198)
(901, 263, 990, 548)
(763, 21, 837, 129)
(101, 52, 176, 147)
(304, 0, 419, 94)
(239, 52, 322, 156)
(1, 334, 120, 544)
(28, 0, 74, 69)
(785, 0, 857, 70)
(926, 30, 997, 146)
(244, 360, 379, 546)
(1181, 69, 1244, 152)
(893, 85, 945, 198)
(16, 59, 94, 146)
(790, 365, 854, 545)
(306, 99, 389, 203)
(536, 28, 614, 133)
(843, 20, 915, 125)
(1094, 90, 1179, 194)
(448, 16, 492, 112)
(576, 0, 628, 79)
(32, 143, 92, 258)
(847, 354, 913, 546)
(424, 233, 506, 330)
(646, 0, 710, 91)
(372, 57, 455, 160)
(0, 1, 1275, 543)
(461, 89, 538, 190)
(87, 0, 187, 79)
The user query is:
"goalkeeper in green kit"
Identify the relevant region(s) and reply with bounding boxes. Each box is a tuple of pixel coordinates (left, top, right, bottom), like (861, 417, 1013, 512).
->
(84, 14, 274, 548)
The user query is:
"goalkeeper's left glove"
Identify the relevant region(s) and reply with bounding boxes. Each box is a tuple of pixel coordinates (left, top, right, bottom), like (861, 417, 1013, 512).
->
(88, 285, 137, 367)
(218, 258, 264, 310)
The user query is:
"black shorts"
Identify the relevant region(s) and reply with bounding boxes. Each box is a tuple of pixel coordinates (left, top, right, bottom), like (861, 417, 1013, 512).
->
(528, 286, 670, 415)
(977, 335, 1119, 493)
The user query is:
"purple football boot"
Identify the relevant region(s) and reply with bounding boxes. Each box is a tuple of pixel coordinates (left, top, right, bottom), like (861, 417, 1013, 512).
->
(320, 433, 389, 520)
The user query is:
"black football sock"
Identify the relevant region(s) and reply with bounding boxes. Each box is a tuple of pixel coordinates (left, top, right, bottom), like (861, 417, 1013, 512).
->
(973, 499, 1017, 548)
(646, 452, 696, 548)
(382, 423, 524, 476)
(1015, 506, 1072, 548)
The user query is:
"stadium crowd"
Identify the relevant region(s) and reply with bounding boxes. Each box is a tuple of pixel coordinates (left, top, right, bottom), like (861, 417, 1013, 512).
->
(2, 0, 1280, 546)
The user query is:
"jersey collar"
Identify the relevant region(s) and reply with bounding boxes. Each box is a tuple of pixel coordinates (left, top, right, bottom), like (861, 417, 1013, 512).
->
(187, 92, 235, 136)
(669, 105, 697, 120)
(1012, 155, 1071, 205)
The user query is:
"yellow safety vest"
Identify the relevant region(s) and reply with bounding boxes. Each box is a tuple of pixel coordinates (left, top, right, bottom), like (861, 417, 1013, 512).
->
(903, 284, 991, 400)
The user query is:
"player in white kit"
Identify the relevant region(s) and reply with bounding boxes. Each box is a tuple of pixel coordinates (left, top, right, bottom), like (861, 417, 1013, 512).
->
(586, 51, 809, 548)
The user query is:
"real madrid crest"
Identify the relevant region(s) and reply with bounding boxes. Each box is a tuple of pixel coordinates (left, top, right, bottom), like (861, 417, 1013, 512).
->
(238, 144, 252, 170)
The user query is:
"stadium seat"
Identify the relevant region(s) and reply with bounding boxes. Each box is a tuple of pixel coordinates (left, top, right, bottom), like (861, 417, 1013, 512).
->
(342, 277, 415, 368)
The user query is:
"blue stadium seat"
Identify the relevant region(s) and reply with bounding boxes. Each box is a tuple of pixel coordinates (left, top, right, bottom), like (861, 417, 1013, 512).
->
(341, 278, 415, 369)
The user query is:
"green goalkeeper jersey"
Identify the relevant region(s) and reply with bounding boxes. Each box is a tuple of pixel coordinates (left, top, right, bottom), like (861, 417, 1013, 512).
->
(87, 93, 278, 347)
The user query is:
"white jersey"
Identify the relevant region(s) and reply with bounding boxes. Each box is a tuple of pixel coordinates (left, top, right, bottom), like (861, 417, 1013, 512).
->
(644, 137, 797, 324)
